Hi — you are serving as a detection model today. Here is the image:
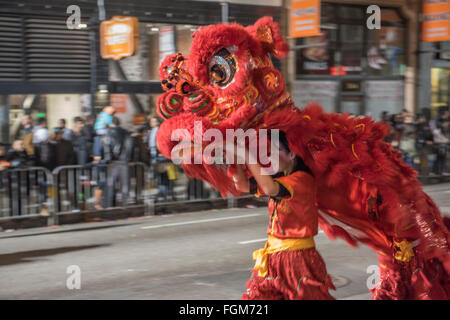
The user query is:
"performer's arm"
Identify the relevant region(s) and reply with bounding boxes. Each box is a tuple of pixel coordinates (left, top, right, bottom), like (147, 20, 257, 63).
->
(232, 164, 250, 193)
(246, 163, 280, 197)
(230, 144, 289, 198)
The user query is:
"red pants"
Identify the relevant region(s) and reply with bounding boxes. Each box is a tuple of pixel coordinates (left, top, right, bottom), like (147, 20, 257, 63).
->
(371, 254, 450, 300)
(242, 247, 335, 300)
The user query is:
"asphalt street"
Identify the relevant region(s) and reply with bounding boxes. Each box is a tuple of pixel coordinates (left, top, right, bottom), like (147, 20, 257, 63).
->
(1, 183, 450, 300)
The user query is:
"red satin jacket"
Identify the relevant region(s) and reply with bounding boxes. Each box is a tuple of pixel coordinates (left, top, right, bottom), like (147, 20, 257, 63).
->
(264, 171, 318, 239)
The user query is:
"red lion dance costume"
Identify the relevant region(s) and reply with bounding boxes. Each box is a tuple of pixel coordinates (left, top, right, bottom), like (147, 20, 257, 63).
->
(155, 17, 450, 300)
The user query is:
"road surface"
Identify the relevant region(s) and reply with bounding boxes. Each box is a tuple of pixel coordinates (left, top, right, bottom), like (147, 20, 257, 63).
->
(1, 183, 449, 300)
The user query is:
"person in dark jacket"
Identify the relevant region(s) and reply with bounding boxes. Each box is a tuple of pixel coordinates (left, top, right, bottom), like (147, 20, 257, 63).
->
(6, 140, 34, 168)
(70, 117, 89, 166)
(103, 117, 133, 207)
(15, 114, 34, 140)
(416, 113, 435, 176)
(82, 114, 96, 162)
(132, 126, 150, 164)
(53, 128, 76, 167)
(4, 140, 34, 215)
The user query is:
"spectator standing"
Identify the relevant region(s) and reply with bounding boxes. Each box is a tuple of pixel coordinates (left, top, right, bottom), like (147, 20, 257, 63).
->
(70, 117, 88, 166)
(53, 128, 76, 167)
(83, 114, 96, 140)
(390, 111, 406, 148)
(6, 140, 34, 168)
(32, 118, 50, 144)
(381, 111, 390, 123)
(91, 109, 114, 211)
(148, 116, 160, 160)
(93, 106, 116, 161)
(92, 137, 106, 211)
(399, 131, 417, 169)
(103, 117, 133, 207)
(147, 116, 172, 200)
(16, 114, 34, 139)
(5, 140, 35, 216)
(94, 106, 115, 135)
(132, 126, 150, 164)
(416, 112, 435, 176)
(34, 129, 56, 171)
(143, 114, 152, 131)
(50, 128, 76, 214)
(82, 114, 96, 162)
(432, 122, 449, 175)
(58, 118, 73, 141)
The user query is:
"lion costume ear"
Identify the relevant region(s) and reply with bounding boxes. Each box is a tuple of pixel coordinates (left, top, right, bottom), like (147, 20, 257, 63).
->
(248, 16, 289, 59)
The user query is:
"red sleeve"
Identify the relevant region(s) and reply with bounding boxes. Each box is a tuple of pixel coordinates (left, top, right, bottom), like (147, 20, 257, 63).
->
(274, 171, 314, 200)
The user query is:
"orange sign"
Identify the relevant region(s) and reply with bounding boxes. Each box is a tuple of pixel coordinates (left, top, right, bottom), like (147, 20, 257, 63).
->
(290, 0, 321, 38)
(133, 114, 146, 126)
(422, 0, 450, 42)
(100, 16, 139, 60)
(110, 94, 128, 113)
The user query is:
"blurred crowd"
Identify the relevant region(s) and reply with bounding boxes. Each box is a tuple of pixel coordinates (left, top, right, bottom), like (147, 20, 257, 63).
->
(381, 108, 450, 176)
(1, 108, 152, 169)
(2, 106, 449, 213)
(0, 107, 182, 210)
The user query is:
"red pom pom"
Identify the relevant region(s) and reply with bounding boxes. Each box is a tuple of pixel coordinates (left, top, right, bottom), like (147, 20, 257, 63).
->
(157, 91, 184, 119)
(183, 90, 214, 117)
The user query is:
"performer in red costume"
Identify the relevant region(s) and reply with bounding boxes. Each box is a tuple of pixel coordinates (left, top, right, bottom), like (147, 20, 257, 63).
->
(155, 16, 450, 300)
(231, 132, 335, 300)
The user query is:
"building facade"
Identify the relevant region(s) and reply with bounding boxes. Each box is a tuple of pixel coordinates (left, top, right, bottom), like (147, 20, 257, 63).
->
(0, 0, 281, 142)
(0, 0, 447, 143)
(288, 0, 421, 120)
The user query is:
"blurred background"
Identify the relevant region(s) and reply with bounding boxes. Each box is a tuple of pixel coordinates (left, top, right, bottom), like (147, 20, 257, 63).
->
(0, 0, 448, 223)
(0, 0, 449, 301)
(0, 0, 449, 222)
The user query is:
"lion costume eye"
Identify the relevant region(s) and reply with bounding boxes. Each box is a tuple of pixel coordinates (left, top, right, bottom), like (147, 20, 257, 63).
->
(209, 48, 236, 88)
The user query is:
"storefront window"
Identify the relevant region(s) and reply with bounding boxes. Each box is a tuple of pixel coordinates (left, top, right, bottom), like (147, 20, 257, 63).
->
(340, 24, 363, 74)
(367, 27, 405, 76)
(296, 26, 337, 75)
(366, 9, 405, 76)
(431, 68, 450, 110)
(339, 5, 364, 20)
(296, 6, 405, 77)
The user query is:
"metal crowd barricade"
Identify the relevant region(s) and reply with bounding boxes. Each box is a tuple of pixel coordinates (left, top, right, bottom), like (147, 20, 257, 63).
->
(147, 158, 217, 202)
(51, 162, 148, 216)
(0, 166, 53, 219)
(3, 147, 450, 227)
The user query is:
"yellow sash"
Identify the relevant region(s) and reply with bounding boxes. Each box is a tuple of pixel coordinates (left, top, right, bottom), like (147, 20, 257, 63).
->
(252, 235, 316, 278)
